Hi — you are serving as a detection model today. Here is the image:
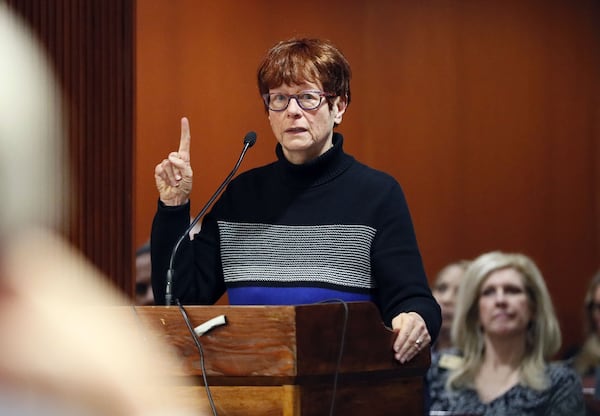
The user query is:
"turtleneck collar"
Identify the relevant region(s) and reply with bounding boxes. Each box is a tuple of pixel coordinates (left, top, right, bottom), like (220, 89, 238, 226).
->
(274, 132, 354, 188)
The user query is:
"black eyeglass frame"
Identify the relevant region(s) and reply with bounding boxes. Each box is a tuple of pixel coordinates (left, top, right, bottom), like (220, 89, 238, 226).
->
(262, 90, 337, 112)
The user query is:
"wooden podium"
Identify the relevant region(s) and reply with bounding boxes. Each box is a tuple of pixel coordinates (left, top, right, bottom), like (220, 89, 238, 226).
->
(130, 301, 430, 415)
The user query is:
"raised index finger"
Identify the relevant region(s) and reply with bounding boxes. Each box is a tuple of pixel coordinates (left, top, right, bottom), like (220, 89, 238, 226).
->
(178, 116, 191, 156)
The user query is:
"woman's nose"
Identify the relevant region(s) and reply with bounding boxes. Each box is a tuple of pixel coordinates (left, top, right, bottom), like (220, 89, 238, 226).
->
(286, 97, 303, 115)
(493, 289, 507, 303)
(439, 291, 453, 304)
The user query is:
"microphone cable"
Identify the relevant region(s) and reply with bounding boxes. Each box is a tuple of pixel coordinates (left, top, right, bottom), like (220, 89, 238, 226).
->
(316, 298, 349, 416)
(176, 298, 348, 416)
(177, 299, 219, 416)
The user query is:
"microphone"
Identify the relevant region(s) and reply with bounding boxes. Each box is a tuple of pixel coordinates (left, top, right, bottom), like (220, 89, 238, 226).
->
(164, 131, 257, 306)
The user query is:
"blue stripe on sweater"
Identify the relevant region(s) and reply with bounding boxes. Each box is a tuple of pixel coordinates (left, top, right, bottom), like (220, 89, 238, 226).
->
(227, 286, 372, 305)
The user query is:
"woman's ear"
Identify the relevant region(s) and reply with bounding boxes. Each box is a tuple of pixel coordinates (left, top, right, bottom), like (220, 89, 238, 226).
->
(333, 96, 347, 125)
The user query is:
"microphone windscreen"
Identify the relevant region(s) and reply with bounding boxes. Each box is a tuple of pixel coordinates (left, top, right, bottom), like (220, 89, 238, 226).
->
(243, 131, 257, 147)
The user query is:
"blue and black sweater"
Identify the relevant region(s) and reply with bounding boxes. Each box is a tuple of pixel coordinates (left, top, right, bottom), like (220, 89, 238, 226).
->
(151, 132, 441, 336)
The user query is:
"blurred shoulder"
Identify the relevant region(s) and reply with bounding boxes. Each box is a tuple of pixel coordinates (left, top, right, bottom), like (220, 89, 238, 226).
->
(547, 360, 583, 389)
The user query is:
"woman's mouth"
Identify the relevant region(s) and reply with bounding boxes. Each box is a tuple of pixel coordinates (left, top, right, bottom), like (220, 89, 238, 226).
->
(285, 127, 307, 133)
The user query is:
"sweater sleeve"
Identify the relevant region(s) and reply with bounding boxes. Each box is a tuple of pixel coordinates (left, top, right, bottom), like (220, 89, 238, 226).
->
(150, 199, 225, 305)
(370, 180, 441, 340)
(150, 200, 191, 304)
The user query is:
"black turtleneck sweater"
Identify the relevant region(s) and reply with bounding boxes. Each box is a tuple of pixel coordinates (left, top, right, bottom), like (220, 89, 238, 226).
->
(151, 132, 441, 334)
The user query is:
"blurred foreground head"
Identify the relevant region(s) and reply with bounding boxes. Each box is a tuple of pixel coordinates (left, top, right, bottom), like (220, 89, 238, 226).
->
(0, 5, 206, 415)
(0, 3, 68, 235)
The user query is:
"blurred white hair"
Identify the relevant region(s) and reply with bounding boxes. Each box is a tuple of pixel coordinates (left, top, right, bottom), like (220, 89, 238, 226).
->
(0, 3, 68, 233)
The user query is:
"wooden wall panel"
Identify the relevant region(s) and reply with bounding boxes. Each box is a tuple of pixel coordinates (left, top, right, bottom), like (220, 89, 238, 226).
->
(11, 0, 596, 350)
(136, 1, 599, 352)
(7, 0, 134, 295)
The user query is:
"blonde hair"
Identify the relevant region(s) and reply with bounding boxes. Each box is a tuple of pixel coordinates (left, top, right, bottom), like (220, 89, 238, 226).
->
(448, 251, 561, 391)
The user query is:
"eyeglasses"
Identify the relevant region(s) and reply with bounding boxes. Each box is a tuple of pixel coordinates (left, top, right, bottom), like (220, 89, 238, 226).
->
(262, 90, 336, 111)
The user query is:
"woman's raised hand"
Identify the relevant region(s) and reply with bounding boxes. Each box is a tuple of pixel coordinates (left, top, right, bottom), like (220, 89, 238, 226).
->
(154, 117, 194, 206)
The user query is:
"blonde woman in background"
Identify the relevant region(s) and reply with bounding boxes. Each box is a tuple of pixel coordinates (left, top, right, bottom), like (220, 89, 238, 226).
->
(427, 251, 584, 415)
(570, 269, 600, 383)
(431, 260, 471, 353)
